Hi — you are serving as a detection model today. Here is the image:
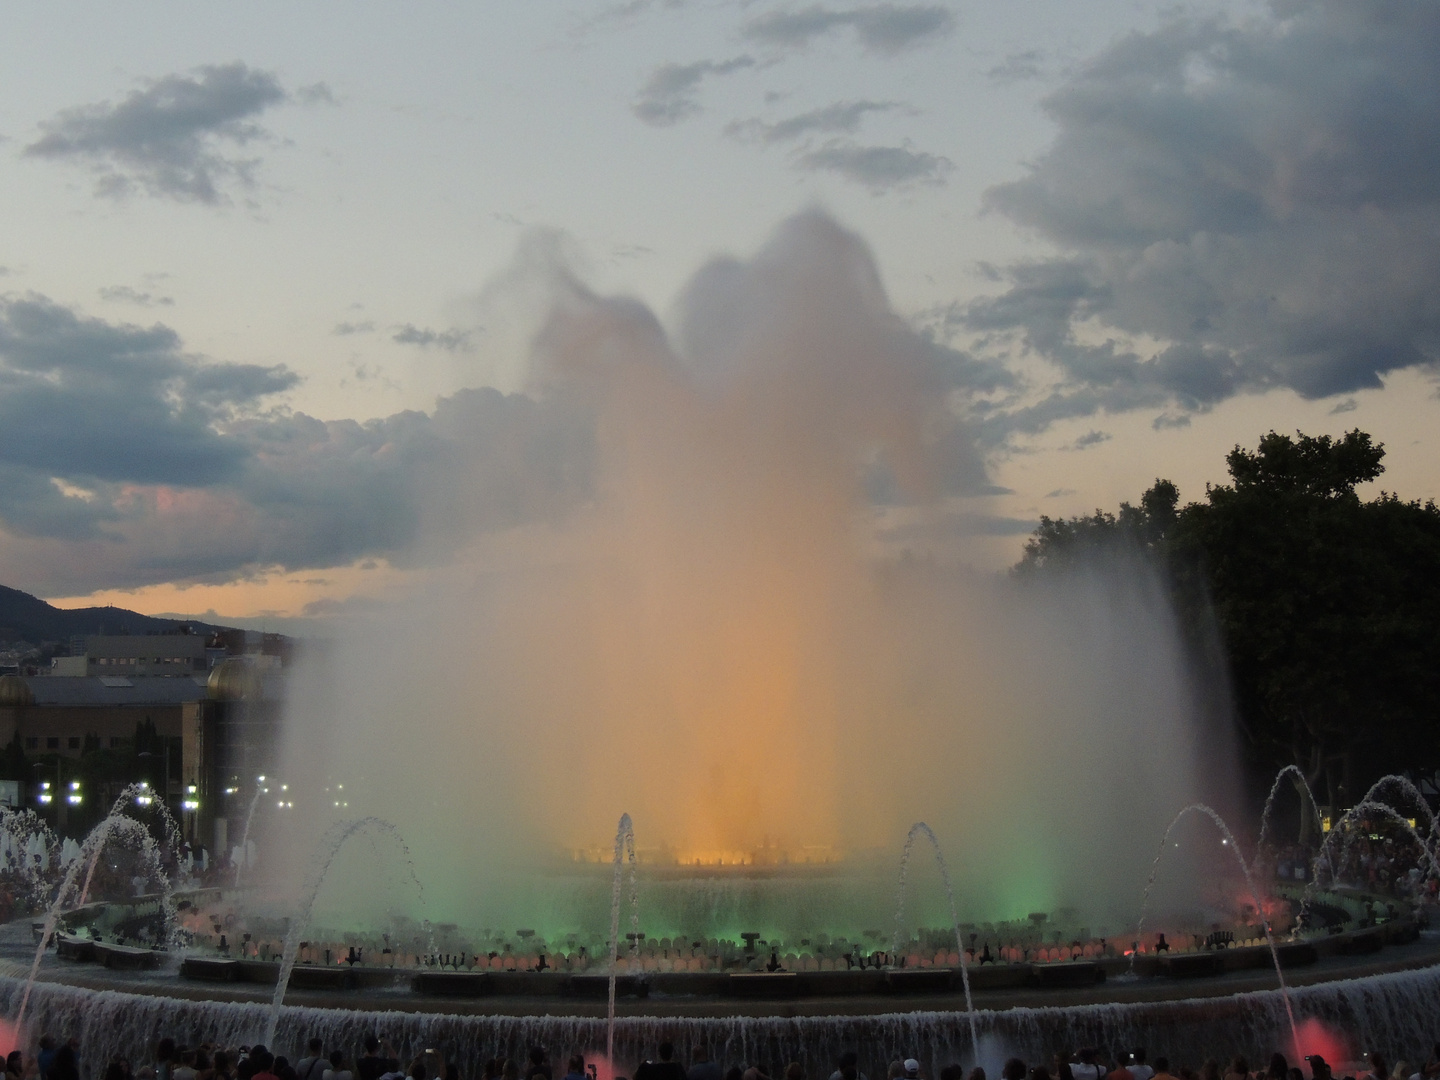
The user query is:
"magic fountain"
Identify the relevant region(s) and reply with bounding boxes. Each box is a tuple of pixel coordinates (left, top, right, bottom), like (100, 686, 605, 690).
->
(4, 216, 1437, 1074)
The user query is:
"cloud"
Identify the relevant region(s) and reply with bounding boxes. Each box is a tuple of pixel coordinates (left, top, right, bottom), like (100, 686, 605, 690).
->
(24, 62, 291, 203)
(726, 99, 899, 143)
(293, 82, 337, 106)
(796, 140, 951, 191)
(986, 49, 1046, 82)
(632, 56, 755, 126)
(392, 324, 474, 351)
(98, 285, 174, 307)
(1072, 430, 1111, 449)
(332, 321, 375, 336)
(0, 212, 1011, 596)
(1329, 397, 1359, 415)
(743, 4, 953, 55)
(963, 1, 1440, 432)
(0, 295, 295, 537)
(1045, 488, 1076, 498)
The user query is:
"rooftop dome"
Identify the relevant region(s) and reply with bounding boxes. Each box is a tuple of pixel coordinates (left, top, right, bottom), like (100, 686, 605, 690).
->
(206, 657, 259, 702)
(0, 675, 34, 708)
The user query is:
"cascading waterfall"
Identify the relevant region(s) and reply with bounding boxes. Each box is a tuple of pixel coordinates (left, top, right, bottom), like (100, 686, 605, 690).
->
(9, 963, 1440, 1077)
(891, 823, 978, 1059)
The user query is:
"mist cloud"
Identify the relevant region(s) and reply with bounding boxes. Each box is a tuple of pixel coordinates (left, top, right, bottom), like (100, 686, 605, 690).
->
(965, 1, 1440, 430)
(25, 62, 291, 203)
(267, 213, 1223, 936)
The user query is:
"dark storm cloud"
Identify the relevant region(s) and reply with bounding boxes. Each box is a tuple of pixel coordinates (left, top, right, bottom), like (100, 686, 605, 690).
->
(965, 1, 1440, 431)
(632, 56, 755, 126)
(0, 292, 591, 587)
(0, 296, 296, 537)
(796, 140, 951, 191)
(221, 387, 592, 573)
(725, 99, 899, 143)
(743, 4, 953, 55)
(24, 62, 290, 203)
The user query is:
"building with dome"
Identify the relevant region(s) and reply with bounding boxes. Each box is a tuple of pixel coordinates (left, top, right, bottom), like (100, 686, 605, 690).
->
(182, 655, 286, 856)
(0, 670, 205, 827)
(0, 647, 288, 855)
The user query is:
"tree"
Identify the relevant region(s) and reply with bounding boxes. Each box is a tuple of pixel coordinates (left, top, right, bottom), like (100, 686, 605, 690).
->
(1017, 429, 1440, 808)
(0, 733, 26, 782)
(1015, 479, 1179, 574)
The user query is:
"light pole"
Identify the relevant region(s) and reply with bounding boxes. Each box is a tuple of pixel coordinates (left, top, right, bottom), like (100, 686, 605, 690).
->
(33, 758, 78, 832)
(138, 745, 172, 818)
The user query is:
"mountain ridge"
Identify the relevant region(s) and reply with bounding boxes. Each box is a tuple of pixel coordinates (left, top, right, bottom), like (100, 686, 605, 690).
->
(0, 583, 233, 645)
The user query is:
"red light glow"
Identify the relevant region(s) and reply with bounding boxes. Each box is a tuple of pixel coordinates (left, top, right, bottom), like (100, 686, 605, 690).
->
(1292, 1017, 1348, 1070)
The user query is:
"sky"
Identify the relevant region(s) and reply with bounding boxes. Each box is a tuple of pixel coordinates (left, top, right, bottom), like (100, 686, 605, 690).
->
(1, 0, 1437, 628)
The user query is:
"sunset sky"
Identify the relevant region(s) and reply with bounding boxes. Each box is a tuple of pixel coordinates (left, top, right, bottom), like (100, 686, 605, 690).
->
(2, 0, 1437, 629)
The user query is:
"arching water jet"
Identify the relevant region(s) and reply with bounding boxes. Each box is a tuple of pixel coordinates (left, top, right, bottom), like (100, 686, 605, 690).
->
(1132, 804, 1298, 1057)
(891, 822, 977, 1060)
(18, 813, 176, 1032)
(264, 817, 424, 1047)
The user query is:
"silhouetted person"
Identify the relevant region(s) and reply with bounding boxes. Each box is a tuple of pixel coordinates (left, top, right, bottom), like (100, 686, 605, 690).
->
(358, 1040, 399, 1080)
(636, 1047, 686, 1080)
(689, 1049, 722, 1080)
(298, 1041, 327, 1080)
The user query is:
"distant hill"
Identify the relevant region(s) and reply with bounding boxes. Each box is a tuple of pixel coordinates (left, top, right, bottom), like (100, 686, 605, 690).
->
(0, 583, 233, 646)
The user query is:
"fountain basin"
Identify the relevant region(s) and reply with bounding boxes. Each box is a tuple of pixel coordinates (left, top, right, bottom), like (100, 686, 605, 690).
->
(92, 942, 159, 970)
(9, 951, 1440, 1078)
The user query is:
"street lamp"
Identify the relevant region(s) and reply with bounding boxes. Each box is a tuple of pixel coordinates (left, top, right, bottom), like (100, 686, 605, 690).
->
(138, 747, 172, 812)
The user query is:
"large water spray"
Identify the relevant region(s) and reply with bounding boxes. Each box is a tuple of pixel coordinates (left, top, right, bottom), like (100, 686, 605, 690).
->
(264, 212, 1235, 939)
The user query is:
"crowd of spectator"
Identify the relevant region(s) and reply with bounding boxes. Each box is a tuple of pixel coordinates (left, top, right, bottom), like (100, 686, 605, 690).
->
(9, 1035, 1440, 1080)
